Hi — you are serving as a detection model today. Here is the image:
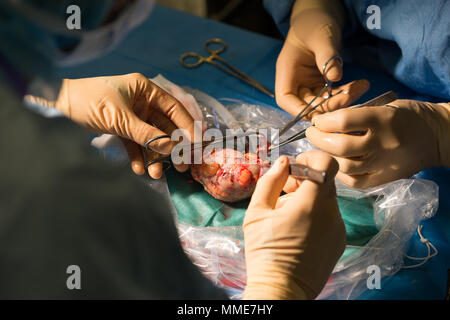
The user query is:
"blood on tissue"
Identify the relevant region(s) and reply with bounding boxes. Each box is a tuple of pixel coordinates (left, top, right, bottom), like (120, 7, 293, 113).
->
(190, 145, 270, 202)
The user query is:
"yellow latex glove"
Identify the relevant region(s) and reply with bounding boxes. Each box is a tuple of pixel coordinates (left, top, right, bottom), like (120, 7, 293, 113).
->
(306, 100, 450, 188)
(276, 0, 370, 118)
(243, 151, 345, 300)
(25, 73, 196, 179)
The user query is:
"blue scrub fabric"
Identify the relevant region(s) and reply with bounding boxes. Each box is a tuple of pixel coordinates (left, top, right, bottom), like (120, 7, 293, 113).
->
(264, 0, 450, 100)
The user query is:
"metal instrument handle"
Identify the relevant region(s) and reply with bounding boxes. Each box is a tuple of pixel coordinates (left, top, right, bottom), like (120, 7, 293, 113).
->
(204, 38, 227, 55)
(180, 52, 205, 68)
(352, 90, 398, 109)
(289, 163, 327, 184)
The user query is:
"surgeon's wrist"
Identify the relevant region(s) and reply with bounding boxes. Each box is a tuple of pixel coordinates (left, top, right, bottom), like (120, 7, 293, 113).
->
(417, 101, 450, 168)
(244, 272, 313, 300)
(434, 102, 450, 167)
(55, 78, 72, 118)
(395, 100, 450, 168)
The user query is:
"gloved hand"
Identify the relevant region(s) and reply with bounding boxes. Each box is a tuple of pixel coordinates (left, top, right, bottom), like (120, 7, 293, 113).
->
(276, 0, 370, 118)
(25, 73, 196, 179)
(243, 151, 345, 299)
(306, 99, 450, 188)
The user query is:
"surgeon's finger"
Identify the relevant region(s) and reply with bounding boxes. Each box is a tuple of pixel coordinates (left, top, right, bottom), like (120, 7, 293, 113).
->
(330, 79, 370, 109)
(336, 171, 376, 189)
(283, 175, 303, 193)
(338, 166, 400, 189)
(306, 126, 373, 157)
(333, 155, 374, 175)
(312, 107, 375, 133)
(282, 146, 335, 195)
(275, 44, 322, 116)
(142, 149, 165, 179)
(276, 79, 326, 117)
(283, 149, 341, 193)
(276, 82, 309, 117)
(277, 93, 310, 117)
(121, 138, 145, 175)
(125, 113, 175, 155)
(301, 21, 342, 82)
(299, 80, 370, 119)
(148, 109, 190, 172)
(149, 83, 196, 142)
(248, 156, 290, 210)
(298, 88, 328, 117)
(147, 162, 163, 179)
(286, 87, 320, 116)
(284, 151, 338, 210)
(148, 109, 178, 136)
(296, 150, 339, 177)
(300, 86, 324, 101)
(306, 79, 370, 116)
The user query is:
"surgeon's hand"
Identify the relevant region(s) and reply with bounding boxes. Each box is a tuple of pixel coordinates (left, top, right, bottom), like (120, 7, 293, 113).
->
(276, 0, 370, 118)
(26, 73, 196, 179)
(243, 151, 345, 300)
(306, 100, 450, 188)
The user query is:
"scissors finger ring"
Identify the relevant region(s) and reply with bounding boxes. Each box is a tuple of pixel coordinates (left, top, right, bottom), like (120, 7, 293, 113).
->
(205, 38, 227, 54)
(322, 55, 343, 95)
(322, 55, 343, 79)
(144, 148, 172, 171)
(145, 134, 171, 151)
(145, 158, 172, 170)
(180, 52, 204, 68)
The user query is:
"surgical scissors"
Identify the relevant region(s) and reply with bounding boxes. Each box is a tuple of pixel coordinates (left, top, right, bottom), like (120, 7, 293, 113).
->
(180, 38, 275, 98)
(278, 55, 344, 136)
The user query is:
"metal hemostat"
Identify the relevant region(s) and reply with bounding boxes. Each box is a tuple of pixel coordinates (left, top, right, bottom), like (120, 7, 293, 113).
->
(180, 38, 274, 98)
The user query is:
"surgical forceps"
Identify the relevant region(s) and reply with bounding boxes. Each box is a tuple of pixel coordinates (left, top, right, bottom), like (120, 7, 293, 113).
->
(180, 38, 275, 98)
(270, 90, 398, 151)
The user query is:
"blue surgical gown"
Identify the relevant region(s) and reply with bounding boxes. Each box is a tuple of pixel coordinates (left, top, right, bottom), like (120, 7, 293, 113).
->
(264, 0, 450, 100)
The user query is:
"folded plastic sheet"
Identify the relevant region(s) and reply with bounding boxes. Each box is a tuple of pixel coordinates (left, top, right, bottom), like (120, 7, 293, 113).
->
(178, 178, 438, 300)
